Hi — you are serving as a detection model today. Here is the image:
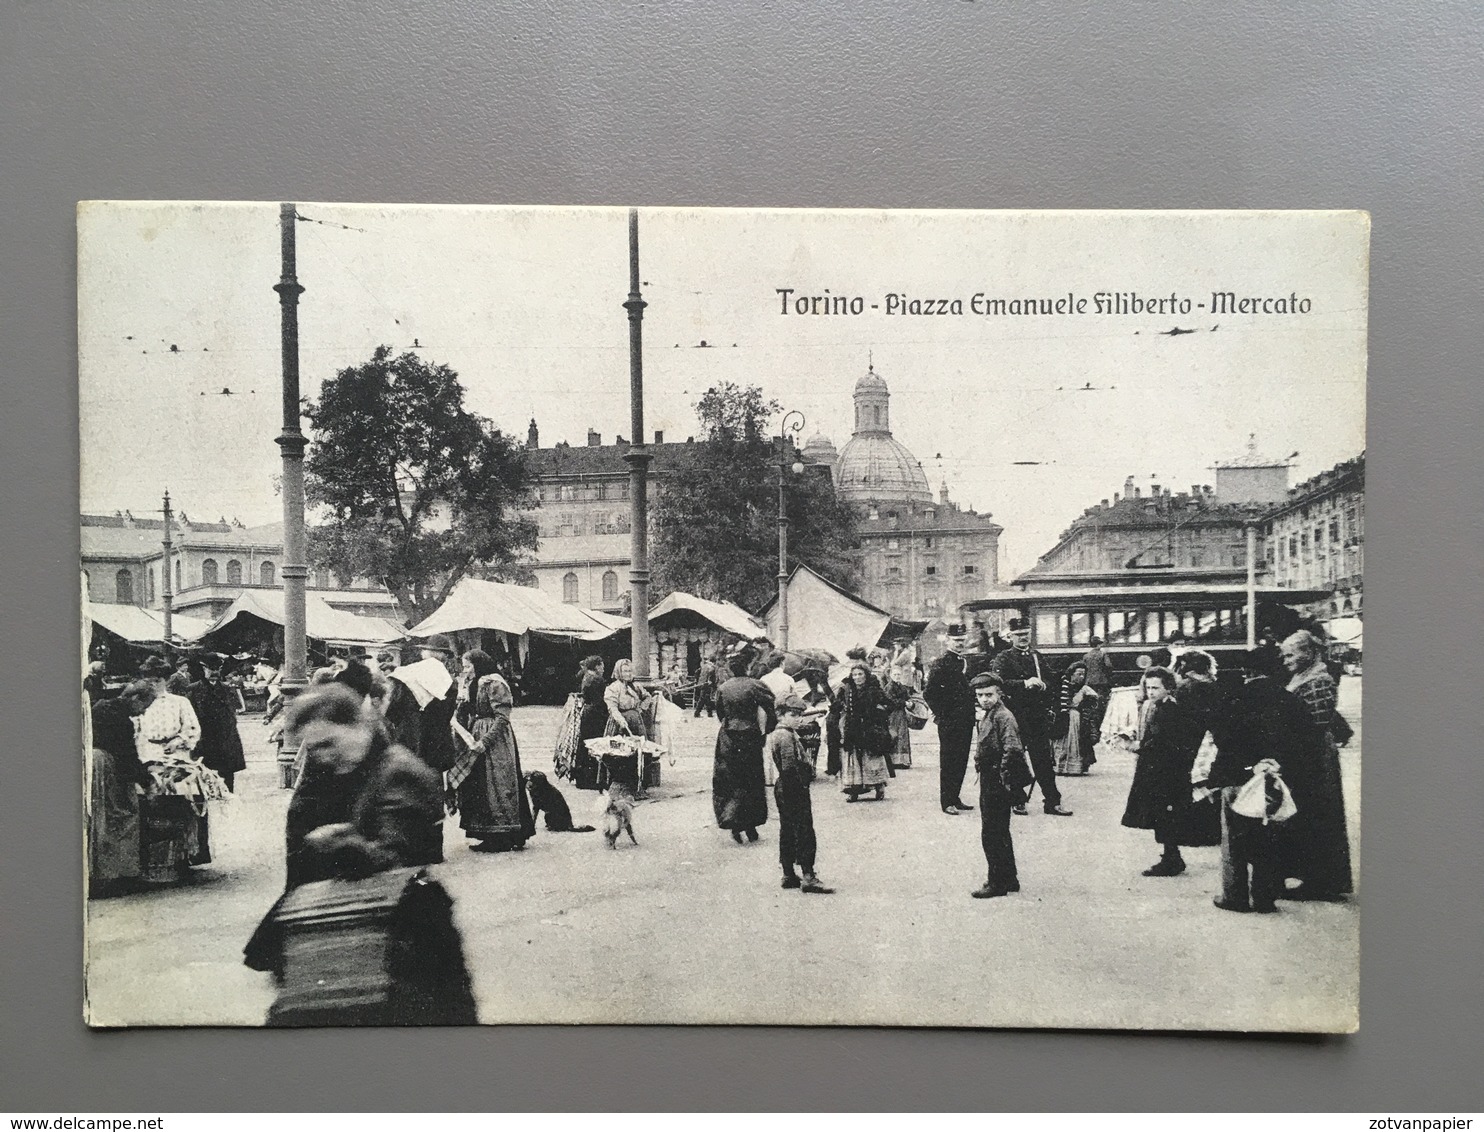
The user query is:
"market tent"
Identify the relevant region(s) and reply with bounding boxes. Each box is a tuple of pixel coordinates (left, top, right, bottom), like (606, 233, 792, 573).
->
(405, 577, 616, 641)
(204, 588, 403, 647)
(648, 591, 766, 638)
(87, 602, 213, 646)
(584, 609, 631, 634)
(757, 564, 892, 661)
(1322, 616, 1364, 649)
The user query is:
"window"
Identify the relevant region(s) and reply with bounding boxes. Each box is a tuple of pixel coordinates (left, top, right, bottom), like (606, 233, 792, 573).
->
(924, 536, 933, 548)
(887, 538, 899, 550)
(868, 505, 879, 520)
(260, 561, 275, 587)
(924, 509, 935, 521)
(174, 559, 182, 590)
(886, 510, 897, 521)
(1190, 550, 1204, 568)
(873, 406, 882, 426)
(925, 564, 937, 576)
(147, 568, 155, 604)
(1329, 518, 1341, 543)
(885, 566, 902, 580)
(924, 597, 941, 614)
(226, 559, 242, 585)
(602, 570, 619, 603)
(1288, 536, 1298, 559)
(201, 558, 219, 585)
(962, 563, 977, 575)
(115, 568, 133, 604)
(560, 485, 578, 501)
(562, 572, 579, 604)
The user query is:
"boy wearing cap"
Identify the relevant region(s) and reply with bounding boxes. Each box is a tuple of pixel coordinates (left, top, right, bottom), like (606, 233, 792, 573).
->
(766, 696, 834, 894)
(970, 673, 1029, 899)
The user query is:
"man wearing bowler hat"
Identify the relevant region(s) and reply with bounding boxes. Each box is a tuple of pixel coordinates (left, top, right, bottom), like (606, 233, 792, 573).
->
(923, 623, 977, 816)
(992, 617, 1074, 816)
(188, 652, 247, 792)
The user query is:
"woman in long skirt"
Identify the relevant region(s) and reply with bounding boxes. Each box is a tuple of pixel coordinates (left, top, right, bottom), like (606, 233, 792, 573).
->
(450, 650, 535, 852)
(88, 682, 156, 893)
(712, 648, 775, 842)
(1053, 662, 1100, 775)
(830, 661, 894, 802)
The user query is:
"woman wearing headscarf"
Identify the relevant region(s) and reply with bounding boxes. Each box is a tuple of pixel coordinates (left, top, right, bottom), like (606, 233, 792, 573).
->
(879, 643, 916, 770)
(1053, 660, 1100, 776)
(447, 650, 536, 852)
(133, 654, 213, 881)
(831, 658, 894, 802)
(604, 658, 655, 739)
(88, 681, 157, 893)
(1280, 630, 1353, 900)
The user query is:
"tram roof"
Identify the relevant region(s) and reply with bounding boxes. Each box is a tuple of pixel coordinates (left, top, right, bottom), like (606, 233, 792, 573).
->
(962, 583, 1332, 611)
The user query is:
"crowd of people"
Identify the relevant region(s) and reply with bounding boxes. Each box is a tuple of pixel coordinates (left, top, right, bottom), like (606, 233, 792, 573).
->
(85, 610, 1355, 1021)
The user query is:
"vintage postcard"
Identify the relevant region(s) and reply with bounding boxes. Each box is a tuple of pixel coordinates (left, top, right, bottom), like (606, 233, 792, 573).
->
(80, 204, 1366, 1030)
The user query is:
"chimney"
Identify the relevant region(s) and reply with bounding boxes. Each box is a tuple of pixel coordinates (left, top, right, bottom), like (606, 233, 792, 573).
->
(1191, 484, 1201, 496)
(587, 429, 601, 447)
(1124, 475, 1136, 496)
(616, 435, 628, 446)
(1151, 483, 1161, 496)
(526, 418, 539, 450)
(1113, 493, 1120, 504)
(654, 430, 664, 444)
(1132, 486, 1140, 498)
(1100, 499, 1109, 509)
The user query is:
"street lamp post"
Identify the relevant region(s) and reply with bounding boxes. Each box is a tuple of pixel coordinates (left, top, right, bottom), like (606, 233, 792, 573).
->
(623, 208, 652, 679)
(160, 489, 174, 659)
(776, 410, 806, 651)
(274, 202, 309, 695)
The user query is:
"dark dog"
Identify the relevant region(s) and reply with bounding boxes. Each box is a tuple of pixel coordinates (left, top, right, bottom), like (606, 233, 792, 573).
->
(601, 783, 638, 849)
(524, 770, 594, 833)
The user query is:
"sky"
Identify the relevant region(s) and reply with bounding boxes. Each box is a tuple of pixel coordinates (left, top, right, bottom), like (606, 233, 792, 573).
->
(79, 204, 1368, 579)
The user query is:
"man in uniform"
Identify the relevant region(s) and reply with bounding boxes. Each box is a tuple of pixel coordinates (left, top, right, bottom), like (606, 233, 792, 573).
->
(970, 673, 1029, 898)
(991, 617, 1073, 817)
(923, 623, 976, 816)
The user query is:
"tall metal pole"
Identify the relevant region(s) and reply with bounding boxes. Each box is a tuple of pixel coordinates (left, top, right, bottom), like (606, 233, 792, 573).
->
(623, 208, 652, 678)
(1245, 520, 1258, 649)
(777, 447, 789, 651)
(775, 410, 805, 651)
(161, 490, 174, 659)
(274, 202, 309, 693)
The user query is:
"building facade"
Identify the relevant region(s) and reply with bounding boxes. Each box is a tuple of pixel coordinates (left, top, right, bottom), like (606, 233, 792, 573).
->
(81, 511, 398, 622)
(1264, 453, 1365, 617)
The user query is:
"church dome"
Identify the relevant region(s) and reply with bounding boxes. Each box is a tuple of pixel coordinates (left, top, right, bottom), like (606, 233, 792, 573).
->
(802, 431, 839, 466)
(834, 363, 931, 504)
(836, 434, 933, 504)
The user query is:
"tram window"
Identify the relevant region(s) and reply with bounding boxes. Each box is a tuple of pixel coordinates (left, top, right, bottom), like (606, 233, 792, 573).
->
(1036, 611, 1062, 645)
(1196, 610, 1221, 639)
(1106, 610, 1128, 642)
(1089, 611, 1105, 641)
(1069, 612, 1091, 645)
(1143, 611, 1162, 643)
(1181, 611, 1198, 637)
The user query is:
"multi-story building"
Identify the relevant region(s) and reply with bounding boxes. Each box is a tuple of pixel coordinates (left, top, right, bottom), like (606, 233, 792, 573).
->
(1264, 453, 1365, 617)
(520, 368, 1003, 621)
(519, 421, 694, 614)
(1019, 440, 1293, 584)
(80, 511, 398, 622)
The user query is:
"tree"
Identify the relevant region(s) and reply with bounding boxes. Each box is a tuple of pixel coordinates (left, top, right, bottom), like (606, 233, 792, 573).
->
(652, 382, 859, 611)
(303, 346, 538, 624)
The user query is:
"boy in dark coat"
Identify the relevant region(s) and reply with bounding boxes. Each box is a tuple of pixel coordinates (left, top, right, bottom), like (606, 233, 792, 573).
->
(970, 673, 1029, 899)
(766, 696, 833, 894)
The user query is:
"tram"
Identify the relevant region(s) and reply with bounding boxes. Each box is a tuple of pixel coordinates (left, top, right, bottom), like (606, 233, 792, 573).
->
(960, 578, 1332, 685)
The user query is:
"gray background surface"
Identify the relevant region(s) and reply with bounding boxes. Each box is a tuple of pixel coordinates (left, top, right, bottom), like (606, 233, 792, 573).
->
(2, 0, 1480, 1112)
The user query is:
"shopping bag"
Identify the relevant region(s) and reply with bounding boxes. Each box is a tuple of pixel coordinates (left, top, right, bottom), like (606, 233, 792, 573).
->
(1231, 760, 1298, 824)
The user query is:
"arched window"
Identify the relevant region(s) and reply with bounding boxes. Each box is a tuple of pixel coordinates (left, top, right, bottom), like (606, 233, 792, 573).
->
(225, 559, 242, 585)
(147, 568, 156, 605)
(260, 561, 276, 587)
(601, 570, 619, 603)
(201, 558, 218, 585)
(115, 568, 133, 604)
(174, 559, 182, 590)
(562, 572, 579, 604)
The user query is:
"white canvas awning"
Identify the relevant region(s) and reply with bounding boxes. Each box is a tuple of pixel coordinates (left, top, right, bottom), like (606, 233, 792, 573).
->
(758, 565, 891, 661)
(406, 577, 617, 641)
(1322, 616, 1364, 648)
(87, 602, 213, 645)
(647, 591, 767, 638)
(205, 589, 403, 646)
